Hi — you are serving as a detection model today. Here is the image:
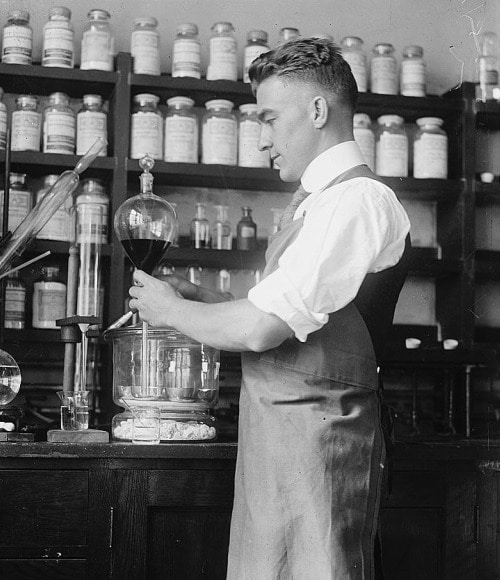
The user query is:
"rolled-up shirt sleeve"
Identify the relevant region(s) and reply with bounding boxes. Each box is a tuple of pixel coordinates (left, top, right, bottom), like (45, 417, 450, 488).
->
(248, 178, 410, 342)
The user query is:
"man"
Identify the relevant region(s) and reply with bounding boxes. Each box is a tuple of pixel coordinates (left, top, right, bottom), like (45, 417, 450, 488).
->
(129, 38, 411, 579)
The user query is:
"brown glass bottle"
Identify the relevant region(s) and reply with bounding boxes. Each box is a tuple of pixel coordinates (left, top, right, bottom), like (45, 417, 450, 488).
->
(236, 206, 257, 251)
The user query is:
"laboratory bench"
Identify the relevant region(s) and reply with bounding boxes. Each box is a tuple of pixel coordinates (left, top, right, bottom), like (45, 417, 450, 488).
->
(0, 439, 500, 580)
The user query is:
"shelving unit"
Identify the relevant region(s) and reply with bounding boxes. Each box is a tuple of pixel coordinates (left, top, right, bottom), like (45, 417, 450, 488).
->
(0, 54, 497, 433)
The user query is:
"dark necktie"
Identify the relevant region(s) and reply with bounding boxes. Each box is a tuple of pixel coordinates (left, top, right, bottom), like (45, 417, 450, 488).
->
(278, 184, 311, 229)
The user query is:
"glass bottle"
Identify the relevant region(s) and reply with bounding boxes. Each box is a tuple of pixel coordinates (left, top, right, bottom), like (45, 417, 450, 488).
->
(341, 36, 367, 93)
(4, 271, 26, 329)
(43, 92, 76, 154)
(186, 264, 203, 285)
(202, 99, 237, 165)
(237, 206, 257, 250)
(370, 43, 398, 95)
(42, 6, 74, 68)
(172, 23, 201, 79)
(216, 269, 231, 293)
(269, 207, 284, 240)
(0, 88, 7, 150)
(76, 178, 109, 244)
(80, 9, 114, 72)
(32, 265, 67, 330)
(278, 27, 300, 45)
(413, 117, 448, 179)
(243, 30, 269, 83)
(0, 173, 32, 234)
(2, 10, 32, 65)
(375, 115, 408, 177)
(164, 96, 198, 163)
(400, 45, 426, 97)
(238, 103, 270, 168)
(131, 17, 160, 76)
(476, 31, 499, 102)
(130, 93, 163, 160)
(76, 94, 108, 156)
(207, 22, 238, 81)
(11, 95, 41, 152)
(353, 113, 375, 171)
(212, 205, 232, 250)
(190, 203, 210, 249)
(35, 174, 72, 241)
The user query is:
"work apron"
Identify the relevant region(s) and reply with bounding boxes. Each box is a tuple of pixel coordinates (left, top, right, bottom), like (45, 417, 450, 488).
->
(227, 165, 391, 580)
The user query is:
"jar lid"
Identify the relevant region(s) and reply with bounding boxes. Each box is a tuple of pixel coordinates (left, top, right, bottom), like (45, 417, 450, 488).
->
(341, 36, 363, 46)
(81, 178, 106, 195)
(279, 27, 300, 40)
(49, 92, 70, 105)
(205, 99, 234, 111)
(176, 22, 198, 35)
(134, 93, 160, 105)
(134, 16, 158, 28)
(83, 94, 103, 105)
(49, 6, 71, 19)
(373, 42, 394, 54)
(166, 96, 195, 108)
(44, 265, 60, 276)
(211, 21, 235, 33)
(9, 173, 26, 185)
(416, 116, 443, 127)
(16, 95, 38, 107)
(247, 29, 268, 43)
(239, 103, 258, 114)
(353, 113, 372, 126)
(377, 114, 404, 125)
(88, 9, 110, 20)
(403, 45, 423, 57)
(8, 10, 30, 22)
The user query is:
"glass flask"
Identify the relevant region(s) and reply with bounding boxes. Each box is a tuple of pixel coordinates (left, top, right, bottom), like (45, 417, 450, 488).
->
(341, 36, 367, 92)
(42, 6, 74, 68)
(131, 16, 160, 76)
(2, 10, 32, 65)
(237, 206, 257, 250)
(212, 204, 232, 250)
(80, 9, 114, 71)
(207, 21, 237, 81)
(172, 23, 201, 79)
(244, 30, 269, 83)
(190, 203, 210, 249)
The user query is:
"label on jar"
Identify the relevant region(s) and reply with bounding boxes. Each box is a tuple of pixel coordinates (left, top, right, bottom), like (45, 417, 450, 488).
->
(5, 287, 26, 327)
(0, 107, 7, 149)
(413, 133, 448, 179)
(376, 133, 408, 177)
(42, 27, 74, 67)
(0, 189, 32, 230)
(2, 25, 32, 64)
(77, 203, 109, 244)
(202, 117, 237, 164)
(342, 51, 367, 92)
(81, 30, 113, 71)
(33, 283, 66, 328)
(130, 111, 163, 159)
(370, 56, 398, 95)
(243, 45, 268, 83)
(164, 115, 198, 163)
(43, 110, 76, 154)
(172, 38, 201, 78)
(207, 36, 238, 81)
(238, 119, 269, 167)
(131, 30, 160, 75)
(401, 60, 426, 97)
(11, 110, 41, 151)
(76, 111, 107, 155)
(35, 190, 72, 241)
(353, 127, 375, 171)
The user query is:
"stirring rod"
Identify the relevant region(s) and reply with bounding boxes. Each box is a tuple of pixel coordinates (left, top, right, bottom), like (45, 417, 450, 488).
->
(0, 250, 51, 280)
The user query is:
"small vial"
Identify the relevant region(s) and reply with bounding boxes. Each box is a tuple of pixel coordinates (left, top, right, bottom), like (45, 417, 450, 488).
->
(76, 94, 108, 156)
(2, 10, 32, 65)
(476, 31, 499, 102)
(375, 115, 408, 177)
(243, 30, 269, 83)
(186, 265, 202, 286)
(370, 43, 398, 95)
(35, 175, 73, 241)
(190, 203, 210, 249)
(4, 271, 26, 329)
(238, 103, 270, 168)
(80, 9, 114, 72)
(353, 113, 375, 171)
(130, 93, 163, 160)
(42, 6, 74, 69)
(216, 269, 231, 293)
(131, 17, 160, 76)
(413, 117, 448, 179)
(172, 23, 201, 79)
(43, 92, 76, 154)
(202, 99, 237, 165)
(207, 22, 238, 81)
(0, 173, 32, 234)
(400, 45, 426, 97)
(278, 27, 300, 45)
(212, 205, 232, 250)
(32, 266, 67, 330)
(76, 178, 109, 244)
(341, 36, 367, 93)
(11, 95, 42, 152)
(236, 206, 257, 251)
(164, 96, 198, 163)
(0, 88, 7, 150)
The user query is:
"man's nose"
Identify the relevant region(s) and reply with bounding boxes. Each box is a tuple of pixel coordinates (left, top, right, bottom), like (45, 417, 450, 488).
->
(257, 125, 271, 152)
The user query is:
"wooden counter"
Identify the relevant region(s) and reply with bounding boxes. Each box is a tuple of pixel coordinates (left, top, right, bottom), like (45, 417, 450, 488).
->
(0, 439, 498, 580)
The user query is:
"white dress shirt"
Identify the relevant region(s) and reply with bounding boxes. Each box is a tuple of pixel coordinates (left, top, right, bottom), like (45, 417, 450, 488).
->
(248, 141, 411, 342)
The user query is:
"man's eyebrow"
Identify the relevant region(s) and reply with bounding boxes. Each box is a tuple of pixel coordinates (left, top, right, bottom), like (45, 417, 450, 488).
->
(257, 108, 274, 122)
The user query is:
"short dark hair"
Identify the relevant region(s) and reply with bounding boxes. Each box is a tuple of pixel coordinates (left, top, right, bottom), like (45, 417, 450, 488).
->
(248, 37, 358, 113)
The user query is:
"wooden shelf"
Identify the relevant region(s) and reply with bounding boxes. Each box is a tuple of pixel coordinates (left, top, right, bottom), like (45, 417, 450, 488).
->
(475, 250, 500, 279)
(475, 180, 500, 204)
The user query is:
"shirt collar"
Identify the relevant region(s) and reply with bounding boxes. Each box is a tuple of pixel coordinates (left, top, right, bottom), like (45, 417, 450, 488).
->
(301, 141, 366, 193)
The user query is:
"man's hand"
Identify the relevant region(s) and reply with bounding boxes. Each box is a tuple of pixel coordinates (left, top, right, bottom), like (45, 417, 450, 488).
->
(129, 270, 182, 327)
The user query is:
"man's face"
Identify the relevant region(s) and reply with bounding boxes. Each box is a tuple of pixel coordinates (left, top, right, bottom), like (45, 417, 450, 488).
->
(255, 76, 318, 182)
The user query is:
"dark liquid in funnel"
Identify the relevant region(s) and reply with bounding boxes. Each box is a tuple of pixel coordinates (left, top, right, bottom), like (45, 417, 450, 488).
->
(121, 239, 171, 274)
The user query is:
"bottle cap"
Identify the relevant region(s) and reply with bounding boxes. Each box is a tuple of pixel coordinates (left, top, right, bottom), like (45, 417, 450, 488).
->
(247, 30, 268, 43)
(353, 113, 372, 127)
(239, 103, 258, 114)
(134, 93, 160, 105)
(83, 94, 103, 106)
(8, 10, 30, 22)
(49, 6, 71, 20)
(176, 23, 198, 35)
(377, 114, 404, 126)
(134, 17, 158, 28)
(88, 9, 110, 20)
(416, 117, 443, 127)
(205, 99, 234, 111)
(166, 96, 194, 108)
(341, 36, 364, 47)
(49, 92, 70, 106)
(211, 22, 235, 34)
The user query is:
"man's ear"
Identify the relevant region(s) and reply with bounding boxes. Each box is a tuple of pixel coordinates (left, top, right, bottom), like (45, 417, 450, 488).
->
(312, 96, 329, 128)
